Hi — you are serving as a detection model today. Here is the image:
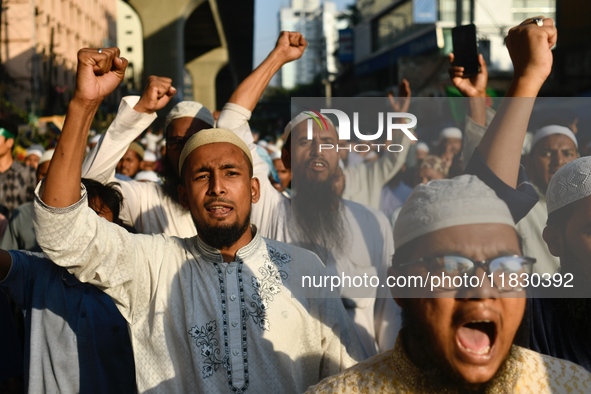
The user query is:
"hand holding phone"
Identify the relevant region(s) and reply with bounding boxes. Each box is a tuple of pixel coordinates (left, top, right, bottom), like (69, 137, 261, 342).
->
(451, 24, 480, 77)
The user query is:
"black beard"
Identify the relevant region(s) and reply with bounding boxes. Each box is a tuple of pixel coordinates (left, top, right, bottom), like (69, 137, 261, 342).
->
(196, 214, 251, 250)
(291, 170, 347, 261)
(160, 155, 182, 204)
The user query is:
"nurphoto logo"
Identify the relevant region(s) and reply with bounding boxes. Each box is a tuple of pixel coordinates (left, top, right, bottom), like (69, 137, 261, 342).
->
(304, 108, 417, 153)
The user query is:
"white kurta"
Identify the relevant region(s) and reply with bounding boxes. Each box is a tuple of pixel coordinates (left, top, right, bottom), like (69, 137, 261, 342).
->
(33, 187, 363, 393)
(218, 104, 402, 357)
(516, 186, 560, 275)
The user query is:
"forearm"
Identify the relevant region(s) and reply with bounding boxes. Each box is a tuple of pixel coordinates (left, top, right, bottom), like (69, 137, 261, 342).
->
(227, 51, 285, 112)
(42, 99, 99, 207)
(82, 96, 156, 183)
(476, 76, 540, 188)
(468, 96, 487, 127)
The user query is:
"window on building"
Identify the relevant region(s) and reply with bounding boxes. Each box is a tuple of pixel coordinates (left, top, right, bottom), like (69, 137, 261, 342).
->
(127, 46, 133, 53)
(439, 0, 471, 23)
(371, 1, 413, 52)
(513, 0, 555, 22)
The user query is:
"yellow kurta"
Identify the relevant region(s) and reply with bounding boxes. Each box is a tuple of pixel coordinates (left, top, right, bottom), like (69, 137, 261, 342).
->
(306, 338, 591, 393)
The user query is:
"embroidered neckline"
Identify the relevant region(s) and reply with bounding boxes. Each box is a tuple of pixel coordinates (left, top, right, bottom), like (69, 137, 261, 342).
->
(194, 225, 262, 262)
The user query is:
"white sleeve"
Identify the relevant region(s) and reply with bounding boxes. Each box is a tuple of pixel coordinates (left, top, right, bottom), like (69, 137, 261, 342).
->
(32, 182, 166, 324)
(462, 106, 496, 171)
(342, 133, 411, 210)
(218, 103, 286, 239)
(81, 96, 157, 183)
(373, 215, 401, 353)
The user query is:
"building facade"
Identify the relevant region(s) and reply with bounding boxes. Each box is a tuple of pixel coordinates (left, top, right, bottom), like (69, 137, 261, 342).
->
(279, 0, 339, 89)
(0, 0, 116, 114)
(117, 0, 143, 93)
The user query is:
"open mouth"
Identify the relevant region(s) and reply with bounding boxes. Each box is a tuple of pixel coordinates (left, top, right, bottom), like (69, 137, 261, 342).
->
(456, 321, 497, 357)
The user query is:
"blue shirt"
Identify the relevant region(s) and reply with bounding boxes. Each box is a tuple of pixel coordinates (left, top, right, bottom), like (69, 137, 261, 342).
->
(0, 250, 135, 393)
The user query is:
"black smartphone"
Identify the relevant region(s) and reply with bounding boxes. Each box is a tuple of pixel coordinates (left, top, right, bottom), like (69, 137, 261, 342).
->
(451, 24, 480, 77)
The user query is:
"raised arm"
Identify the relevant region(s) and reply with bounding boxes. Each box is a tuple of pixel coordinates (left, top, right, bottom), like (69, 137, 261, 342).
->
(476, 17, 556, 188)
(41, 48, 127, 207)
(81, 76, 175, 183)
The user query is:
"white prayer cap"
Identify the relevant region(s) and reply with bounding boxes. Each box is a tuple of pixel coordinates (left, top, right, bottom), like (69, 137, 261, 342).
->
(39, 149, 55, 165)
(89, 134, 102, 144)
(143, 150, 157, 162)
(282, 111, 335, 142)
(164, 101, 215, 131)
(135, 170, 162, 184)
(530, 125, 578, 151)
(269, 147, 282, 160)
(258, 140, 268, 148)
(416, 141, 429, 153)
(179, 128, 253, 176)
(546, 156, 591, 214)
(439, 127, 463, 141)
(26, 144, 44, 158)
(394, 174, 515, 249)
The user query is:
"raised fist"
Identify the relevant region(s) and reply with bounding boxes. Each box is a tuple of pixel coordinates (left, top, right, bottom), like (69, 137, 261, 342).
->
(506, 17, 557, 87)
(134, 76, 177, 114)
(74, 47, 128, 104)
(273, 31, 307, 64)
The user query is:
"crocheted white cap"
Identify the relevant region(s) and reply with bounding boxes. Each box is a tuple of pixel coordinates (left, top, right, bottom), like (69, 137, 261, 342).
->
(179, 128, 252, 176)
(531, 125, 578, 150)
(394, 174, 515, 248)
(164, 101, 215, 131)
(546, 156, 591, 214)
(531, 124, 579, 149)
(282, 111, 335, 142)
(39, 149, 55, 165)
(439, 127, 463, 141)
(416, 141, 429, 153)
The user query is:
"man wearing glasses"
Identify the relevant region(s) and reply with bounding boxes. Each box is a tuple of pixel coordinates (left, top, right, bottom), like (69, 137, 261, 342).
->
(307, 174, 591, 392)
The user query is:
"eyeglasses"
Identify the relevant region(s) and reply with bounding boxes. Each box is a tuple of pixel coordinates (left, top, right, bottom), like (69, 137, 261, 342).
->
(399, 255, 536, 292)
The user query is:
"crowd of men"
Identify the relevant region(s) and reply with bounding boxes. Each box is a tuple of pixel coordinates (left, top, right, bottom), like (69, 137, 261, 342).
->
(1, 15, 591, 393)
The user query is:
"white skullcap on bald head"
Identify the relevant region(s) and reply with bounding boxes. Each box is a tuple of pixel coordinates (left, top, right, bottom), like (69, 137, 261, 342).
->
(164, 101, 215, 131)
(439, 127, 463, 141)
(178, 128, 253, 176)
(546, 156, 591, 214)
(282, 111, 335, 142)
(531, 125, 578, 151)
(394, 174, 515, 248)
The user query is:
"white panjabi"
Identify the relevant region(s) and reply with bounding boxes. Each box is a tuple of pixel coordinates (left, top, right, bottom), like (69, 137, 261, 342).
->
(546, 156, 591, 214)
(394, 174, 515, 248)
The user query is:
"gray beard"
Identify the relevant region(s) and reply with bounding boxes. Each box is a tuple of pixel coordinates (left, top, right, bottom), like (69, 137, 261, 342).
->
(291, 173, 347, 262)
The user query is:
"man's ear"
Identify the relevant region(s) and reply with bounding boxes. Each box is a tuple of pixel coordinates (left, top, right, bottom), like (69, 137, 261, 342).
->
(6, 138, 14, 150)
(178, 184, 189, 210)
(250, 177, 260, 204)
(281, 147, 291, 170)
(543, 225, 563, 257)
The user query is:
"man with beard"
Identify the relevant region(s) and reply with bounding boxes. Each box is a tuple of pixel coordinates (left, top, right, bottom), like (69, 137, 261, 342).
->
(217, 72, 405, 357)
(81, 32, 307, 237)
(32, 47, 363, 393)
(306, 174, 591, 393)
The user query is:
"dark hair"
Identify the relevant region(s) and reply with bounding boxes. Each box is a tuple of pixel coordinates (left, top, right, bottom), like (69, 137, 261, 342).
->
(81, 178, 123, 222)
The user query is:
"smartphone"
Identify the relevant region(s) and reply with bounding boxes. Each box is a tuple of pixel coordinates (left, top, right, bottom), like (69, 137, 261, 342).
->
(451, 24, 480, 77)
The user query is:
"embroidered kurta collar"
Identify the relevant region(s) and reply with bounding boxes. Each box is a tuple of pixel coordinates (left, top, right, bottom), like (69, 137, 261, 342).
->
(194, 225, 262, 262)
(392, 336, 521, 392)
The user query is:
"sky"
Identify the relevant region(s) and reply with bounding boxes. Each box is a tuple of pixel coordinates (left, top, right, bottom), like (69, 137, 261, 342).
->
(253, 0, 354, 68)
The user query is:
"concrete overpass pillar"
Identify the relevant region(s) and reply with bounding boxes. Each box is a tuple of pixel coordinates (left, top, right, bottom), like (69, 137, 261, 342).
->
(185, 47, 227, 111)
